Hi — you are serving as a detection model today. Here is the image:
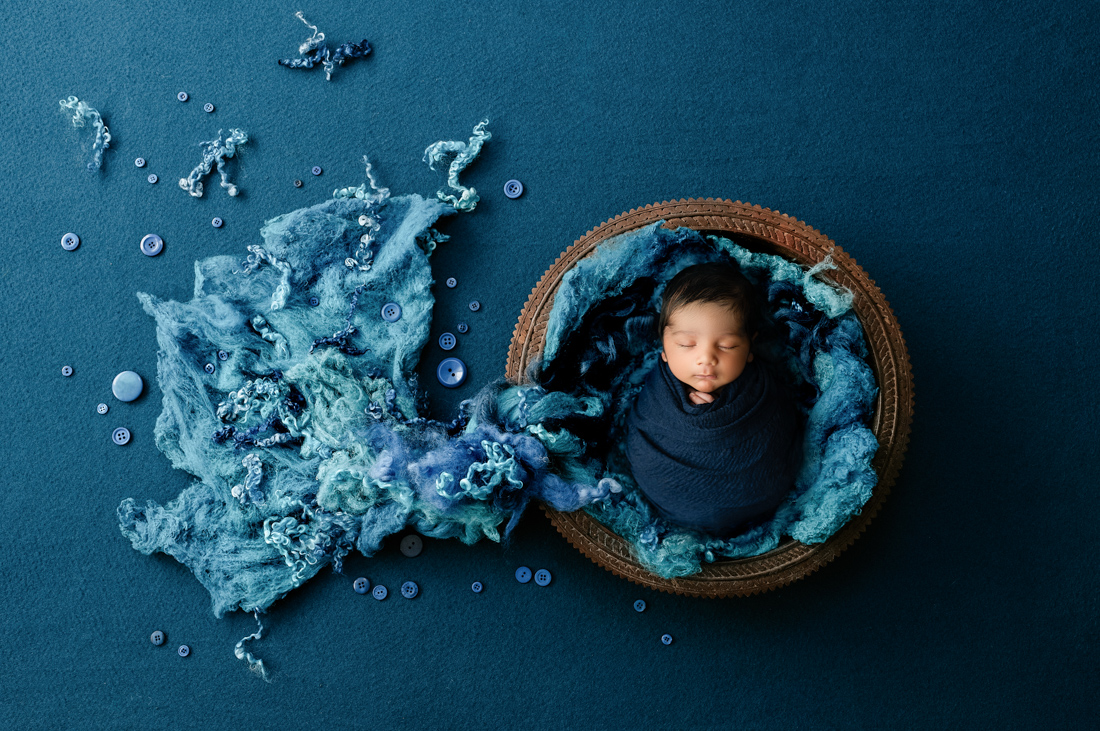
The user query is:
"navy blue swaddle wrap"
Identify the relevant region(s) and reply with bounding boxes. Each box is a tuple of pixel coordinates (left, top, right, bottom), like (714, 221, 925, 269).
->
(625, 355, 803, 538)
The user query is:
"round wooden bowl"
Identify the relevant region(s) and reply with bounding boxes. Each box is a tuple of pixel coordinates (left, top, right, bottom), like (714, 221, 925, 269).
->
(505, 199, 914, 597)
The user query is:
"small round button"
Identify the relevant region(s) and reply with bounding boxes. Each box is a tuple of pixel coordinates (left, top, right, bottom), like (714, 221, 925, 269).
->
(150, 630, 165, 646)
(61, 233, 80, 251)
(61, 365, 73, 377)
(401, 581, 418, 599)
(311, 166, 322, 176)
(140, 234, 164, 256)
(204, 363, 215, 374)
(177, 91, 188, 102)
(445, 277, 457, 288)
(147, 173, 158, 184)
(112, 371, 144, 402)
(353, 577, 370, 594)
(456, 322, 468, 334)
(661, 634, 673, 645)
(309, 296, 319, 307)
(293, 179, 303, 188)
(203, 103, 214, 113)
(634, 599, 646, 612)
(534, 569, 552, 586)
(177, 644, 190, 657)
(217, 350, 229, 361)
(134, 157, 146, 168)
(212, 217, 223, 228)
(504, 179, 524, 199)
(438, 332, 456, 351)
(515, 566, 532, 584)
(97, 403, 108, 415)
(471, 581, 483, 593)
(112, 427, 131, 446)
(380, 302, 402, 322)
(400, 534, 423, 557)
(372, 585, 387, 600)
(468, 300, 480, 312)
(436, 357, 466, 388)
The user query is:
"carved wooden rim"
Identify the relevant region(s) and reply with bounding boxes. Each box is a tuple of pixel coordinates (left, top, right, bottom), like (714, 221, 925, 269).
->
(504, 199, 914, 598)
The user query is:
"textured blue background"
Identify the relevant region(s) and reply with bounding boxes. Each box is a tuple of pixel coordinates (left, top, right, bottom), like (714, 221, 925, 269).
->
(1, 1, 1096, 728)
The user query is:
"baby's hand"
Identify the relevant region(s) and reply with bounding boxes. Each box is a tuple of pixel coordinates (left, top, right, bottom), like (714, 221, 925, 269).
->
(688, 389, 715, 405)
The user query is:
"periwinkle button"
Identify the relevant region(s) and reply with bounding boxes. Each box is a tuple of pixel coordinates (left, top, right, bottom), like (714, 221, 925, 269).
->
(112, 371, 143, 402)
(534, 569, 551, 586)
(61, 233, 80, 251)
(438, 332, 456, 351)
(634, 599, 646, 612)
(445, 277, 457, 288)
(311, 166, 322, 176)
(353, 577, 370, 594)
(97, 403, 108, 415)
(661, 634, 673, 645)
(140, 234, 164, 256)
(515, 566, 532, 584)
(217, 350, 229, 361)
(212, 217, 223, 228)
(436, 357, 466, 388)
(456, 322, 468, 334)
(380, 302, 402, 322)
(294, 179, 303, 188)
(177, 91, 188, 102)
(468, 300, 480, 312)
(309, 296, 319, 307)
(471, 581, 483, 593)
(147, 174, 158, 184)
(204, 363, 215, 374)
(134, 158, 146, 168)
(204, 103, 215, 113)
(400, 535, 423, 557)
(150, 630, 165, 646)
(372, 585, 387, 600)
(177, 644, 190, 657)
(401, 581, 418, 599)
(61, 365, 73, 377)
(112, 427, 131, 445)
(504, 179, 524, 199)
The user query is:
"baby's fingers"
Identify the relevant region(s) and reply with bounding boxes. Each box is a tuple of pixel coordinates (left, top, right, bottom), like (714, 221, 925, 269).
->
(688, 390, 715, 404)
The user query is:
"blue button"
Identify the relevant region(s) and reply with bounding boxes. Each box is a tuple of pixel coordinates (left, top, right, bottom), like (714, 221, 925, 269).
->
(112, 371, 144, 402)
(140, 234, 164, 256)
(401, 581, 418, 599)
(515, 566, 532, 584)
(150, 630, 165, 646)
(112, 427, 131, 446)
(309, 296, 319, 307)
(177, 91, 188, 102)
(353, 577, 370, 594)
(147, 173, 158, 184)
(471, 581, 483, 593)
(294, 179, 303, 188)
(534, 569, 551, 586)
(400, 535, 423, 557)
(217, 350, 229, 361)
(468, 300, 480, 312)
(97, 403, 108, 415)
(372, 585, 387, 600)
(204, 103, 215, 113)
(661, 634, 673, 645)
(504, 179, 524, 199)
(436, 357, 466, 388)
(312, 166, 322, 176)
(61, 365, 73, 377)
(134, 158, 146, 168)
(212, 217, 223, 228)
(438, 332, 456, 351)
(381, 302, 402, 322)
(456, 322, 468, 334)
(445, 277, 457, 288)
(204, 363, 215, 374)
(177, 644, 190, 657)
(61, 233, 79, 251)
(634, 599, 646, 612)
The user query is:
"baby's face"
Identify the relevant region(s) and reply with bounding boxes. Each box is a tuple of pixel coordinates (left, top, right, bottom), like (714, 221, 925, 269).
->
(660, 301, 754, 394)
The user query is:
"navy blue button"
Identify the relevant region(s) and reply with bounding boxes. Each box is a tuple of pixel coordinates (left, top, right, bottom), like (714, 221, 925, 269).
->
(471, 581, 483, 593)
(112, 371, 143, 402)
(381, 302, 402, 322)
(515, 566, 532, 584)
(456, 322, 468, 334)
(150, 630, 165, 646)
(436, 357, 466, 388)
(212, 217, 223, 228)
(112, 427, 131, 445)
(177, 91, 188, 102)
(134, 158, 146, 168)
(661, 634, 673, 645)
(140, 234, 164, 256)
(634, 599, 646, 612)
(61, 233, 79, 251)
(438, 332, 456, 351)
(294, 179, 303, 188)
(401, 581, 418, 599)
(504, 179, 524, 199)
(468, 300, 480, 312)
(400, 534, 423, 557)
(177, 644, 190, 657)
(217, 350, 229, 361)
(372, 585, 387, 600)
(147, 173, 158, 184)
(445, 277, 457, 288)
(309, 296, 319, 307)
(204, 363, 215, 374)
(97, 403, 108, 415)
(311, 166, 322, 176)
(534, 569, 551, 586)
(61, 365, 73, 377)
(204, 103, 215, 113)
(353, 577, 370, 594)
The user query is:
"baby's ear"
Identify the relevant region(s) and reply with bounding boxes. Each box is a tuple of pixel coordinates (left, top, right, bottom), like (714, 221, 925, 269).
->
(660, 350, 667, 362)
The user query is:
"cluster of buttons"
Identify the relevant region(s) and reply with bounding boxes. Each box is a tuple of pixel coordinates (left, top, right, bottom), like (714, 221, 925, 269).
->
(149, 628, 190, 658)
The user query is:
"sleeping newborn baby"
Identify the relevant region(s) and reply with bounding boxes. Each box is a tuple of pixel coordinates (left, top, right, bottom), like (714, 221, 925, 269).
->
(624, 262, 803, 538)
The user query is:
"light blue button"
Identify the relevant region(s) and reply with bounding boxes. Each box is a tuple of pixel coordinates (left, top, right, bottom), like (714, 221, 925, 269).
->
(445, 277, 457, 288)
(471, 581, 483, 593)
(61, 365, 73, 377)
(353, 577, 370, 594)
(217, 350, 229, 361)
(634, 599, 646, 612)
(112, 427, 131, 446)
(204, 363, 215, 374)
(661, 634, 673, 645)
(134, 158, 146, 168)
(61, 233, 80, 251)
(438, 332, 456, 351)
(468, 300, 480, 312)
(401, 581, 418, 599)
(534, 569, 551, 586)
(515, 566, 532, 584)
(112, 371, 143, 402)
(177, 644, 190, 657)
(147, 174, 158, 184)
(97, 403, 108, 415)
(140, 234, 163, 256)
(504, 180, 523, 199)
(456, 322, 468, 334)
(204, 103, 215, 113)
(436, 357, 466, 388)
(381, 302, 402, 322)
(372, 585, 387, 600)
(150, 630, 165, 646)
(177, 91, 188, 102)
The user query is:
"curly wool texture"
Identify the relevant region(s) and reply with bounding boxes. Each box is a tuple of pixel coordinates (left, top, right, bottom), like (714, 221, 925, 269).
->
(59, 95, 111, 170)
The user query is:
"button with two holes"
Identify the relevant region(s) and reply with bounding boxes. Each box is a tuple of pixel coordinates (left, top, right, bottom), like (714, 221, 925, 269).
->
(400, 534, 423, 557)
(353, 577, 370, 594)
(504, 179, 524, 199)
(436, 357, 466, 388)
(515, 566, 532, 584)
(401, 581, 418, 599)
(61, 233, 80, 251)
(309, 296, 319, 307)
(112, 427, 131, 446)
(438, 332, 456, 351)
(372, 584, 387, 600)
(381, 302, 402, 322)
(534, 569, 552, 586)
(140, 234, 164, 256)
(61, 365, 73, 377)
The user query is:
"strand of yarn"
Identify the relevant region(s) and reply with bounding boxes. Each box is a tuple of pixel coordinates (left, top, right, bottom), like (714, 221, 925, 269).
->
(58, 96, 111, 170)
(179, 129, 248, 198)
(423, 119, 491, 212)
(234, 610, 271, 682)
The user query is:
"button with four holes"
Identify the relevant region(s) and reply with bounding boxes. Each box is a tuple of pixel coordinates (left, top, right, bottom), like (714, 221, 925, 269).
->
(311, 166, 322, 176)
(504, 179, 524, 199)
(97, 403, 108, 415)
(456, 322, 468, 334)
(515, 566, 532, 584)
(445, 277, 457, 288)
(150, 630, 165, 646)
(353, 577, 370, 594)
(177, 644, 190, 657)
(372, 584, 387, 600)
(212, 217, 223, 228)
(468, 300, 480, 312)
(61, 233, 80, 251)
(534, 569, 552, 586)
(471, 581, 483, 593)
(400, 534, 423, 557)
(204, 363, 215, 374)
(401, 581, 418, 599)
(204, 103, 215, 113)
(661, 634, 673, 645)
(294, 179, 303, 188)
(112, 371, 144, 402)
(634, 599, 646, 612)
(177, 91, 188, 102)
(140, 234, 164, 256)
(309, 296, 319, 307)
(380, 302, 402, 322)
(436, 357, 466, 388)
(112, 427, 131, 446)
(438, 332, 456, 351)
(217, 350, 229, 361)
(147, 173, 158, 184)
(135, 158, 146, 168)
(61, 365, 73, 377)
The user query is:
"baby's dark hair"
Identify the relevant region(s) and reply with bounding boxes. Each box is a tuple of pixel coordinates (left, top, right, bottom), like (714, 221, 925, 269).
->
(657, 262, 761, 339)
